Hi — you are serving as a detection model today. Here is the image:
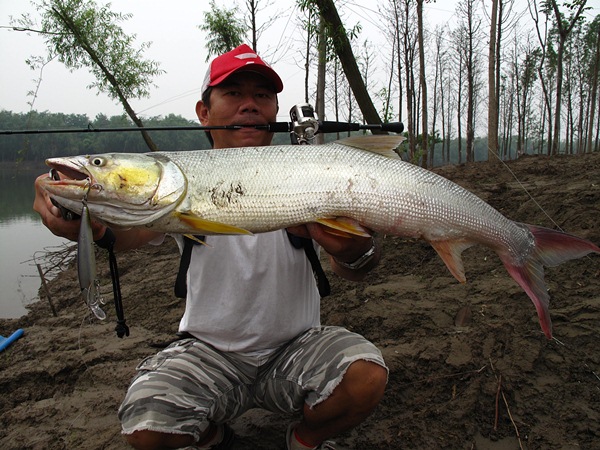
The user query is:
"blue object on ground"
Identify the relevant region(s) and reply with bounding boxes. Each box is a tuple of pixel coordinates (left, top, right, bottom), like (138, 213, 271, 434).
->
(0, 329, 24, 352)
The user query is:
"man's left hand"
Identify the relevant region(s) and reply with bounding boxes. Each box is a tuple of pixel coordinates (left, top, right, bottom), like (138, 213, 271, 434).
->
(286, 222, 380, 281)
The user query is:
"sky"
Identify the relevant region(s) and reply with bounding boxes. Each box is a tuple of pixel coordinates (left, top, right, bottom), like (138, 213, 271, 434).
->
(0, 0, 463, 123)
(1, 0, 598, 125)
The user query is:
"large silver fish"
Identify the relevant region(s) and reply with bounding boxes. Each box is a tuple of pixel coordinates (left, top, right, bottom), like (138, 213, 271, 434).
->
(40, 135, 599, 339)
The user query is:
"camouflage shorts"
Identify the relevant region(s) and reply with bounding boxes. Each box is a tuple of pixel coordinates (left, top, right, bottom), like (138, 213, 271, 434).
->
(118, 325, 387, 441)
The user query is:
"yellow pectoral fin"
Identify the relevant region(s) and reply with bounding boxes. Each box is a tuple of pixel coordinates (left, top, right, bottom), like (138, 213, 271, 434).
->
(176, 213, 253, 235)
(316, 217, 372, 238)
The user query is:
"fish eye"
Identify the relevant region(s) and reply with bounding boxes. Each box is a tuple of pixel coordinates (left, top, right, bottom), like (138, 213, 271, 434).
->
(90, 156, 106, 167)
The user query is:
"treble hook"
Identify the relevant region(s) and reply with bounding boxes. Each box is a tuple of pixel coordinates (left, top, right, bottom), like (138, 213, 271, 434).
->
(82, 178, 104, 206)
(82, 178, 93, 205)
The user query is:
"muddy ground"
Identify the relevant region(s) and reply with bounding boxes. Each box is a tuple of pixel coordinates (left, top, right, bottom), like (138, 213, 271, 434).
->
(1, 152, 599, 450)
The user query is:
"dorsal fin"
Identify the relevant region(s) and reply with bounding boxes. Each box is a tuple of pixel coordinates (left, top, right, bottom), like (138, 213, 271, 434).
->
(335, 135, 405, 159)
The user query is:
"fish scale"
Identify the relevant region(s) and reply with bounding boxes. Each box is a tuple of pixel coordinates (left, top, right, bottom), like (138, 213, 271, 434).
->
(40, 135, 600, 339)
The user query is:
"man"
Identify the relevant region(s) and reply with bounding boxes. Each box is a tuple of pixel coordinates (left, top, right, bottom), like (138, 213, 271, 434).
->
(33, 44, 388, 450)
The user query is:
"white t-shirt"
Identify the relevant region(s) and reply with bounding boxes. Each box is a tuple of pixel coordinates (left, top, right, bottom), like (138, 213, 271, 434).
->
(175, 230, 321, 354)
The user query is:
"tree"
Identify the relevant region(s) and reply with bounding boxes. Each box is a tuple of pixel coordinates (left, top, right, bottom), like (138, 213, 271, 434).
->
(529, 0, 555, 155)
(417, 0, 428, 167)
(311, 0, 383, 128)
(457, 0, 482, 163)
(487, 0, 500, 162)
(297, 0, 353, 142)
(398, 0, 418, 159)
(431, 25, 446, 164)
(547, 0, 588, 154)
(585, 16, 600, 153)
(380, 0, 404, 125)
(199, 0, 246, 60)
(295, 3, 318, 104)
(15, 0, 164, 151)
(452, 26, 466, 163)
(513, 33, 538, 156)
(315, 16, 327, 144)
(244, 0, 281, 52)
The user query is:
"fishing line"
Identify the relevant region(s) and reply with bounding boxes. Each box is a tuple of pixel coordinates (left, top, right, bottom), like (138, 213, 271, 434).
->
(136, 87, 202, 115)
(488, 145, 564, 232)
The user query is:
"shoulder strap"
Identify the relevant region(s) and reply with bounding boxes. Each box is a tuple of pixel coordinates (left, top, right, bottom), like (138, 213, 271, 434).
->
(286, 232, 330, 297)
(173, 233, 330, 298)
(174, 235, 205, 298)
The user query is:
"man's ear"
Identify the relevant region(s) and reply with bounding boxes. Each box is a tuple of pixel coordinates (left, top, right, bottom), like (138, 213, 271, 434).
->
(196, 101, 208, 124)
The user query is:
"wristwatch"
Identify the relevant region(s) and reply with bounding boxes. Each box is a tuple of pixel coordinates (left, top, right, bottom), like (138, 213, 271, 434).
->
(335, 239, 377, 270)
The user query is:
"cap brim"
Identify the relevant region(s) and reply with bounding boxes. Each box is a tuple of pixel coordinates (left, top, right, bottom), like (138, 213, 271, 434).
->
(209, 64, 283, 93)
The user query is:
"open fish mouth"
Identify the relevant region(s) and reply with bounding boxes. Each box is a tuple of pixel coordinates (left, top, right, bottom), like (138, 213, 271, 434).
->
(47, 158, 94, 186)
(45, 159, 107, 201)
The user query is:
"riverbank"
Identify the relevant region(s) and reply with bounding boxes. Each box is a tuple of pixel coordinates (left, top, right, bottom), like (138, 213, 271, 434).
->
(1, 151, 599, 449)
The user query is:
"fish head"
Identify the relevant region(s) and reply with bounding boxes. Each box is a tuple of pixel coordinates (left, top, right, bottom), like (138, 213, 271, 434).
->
(41, 153, 187, 227)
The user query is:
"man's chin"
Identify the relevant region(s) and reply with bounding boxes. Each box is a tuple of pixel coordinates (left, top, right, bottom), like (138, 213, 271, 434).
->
(217, 138, 271, 149)
(234, 128, 273, 145)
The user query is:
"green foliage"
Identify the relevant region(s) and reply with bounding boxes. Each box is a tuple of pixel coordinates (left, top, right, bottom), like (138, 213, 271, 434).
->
(0, 110, 211, 162)
(199, 0, 246, 60)
(19, 0, 165, 102)
(377, 87, 395, 124)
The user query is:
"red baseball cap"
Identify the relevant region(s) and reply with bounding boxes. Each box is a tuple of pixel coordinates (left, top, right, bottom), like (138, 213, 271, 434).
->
(201, 44, 284, 95)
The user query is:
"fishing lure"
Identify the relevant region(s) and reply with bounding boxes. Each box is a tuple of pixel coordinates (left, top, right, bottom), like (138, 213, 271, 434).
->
(77, 182, 106, 320)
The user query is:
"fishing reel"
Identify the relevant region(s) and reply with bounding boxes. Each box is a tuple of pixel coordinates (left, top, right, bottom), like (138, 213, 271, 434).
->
(286, 102, 404, 145)
(289, 103, 320, 145)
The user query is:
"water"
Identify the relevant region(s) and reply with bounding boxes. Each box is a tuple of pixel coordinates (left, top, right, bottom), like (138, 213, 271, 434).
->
(0, 166, 69, 319)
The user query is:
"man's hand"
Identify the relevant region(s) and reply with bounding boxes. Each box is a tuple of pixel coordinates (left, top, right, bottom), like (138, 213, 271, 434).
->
(287, 222, 380, 281)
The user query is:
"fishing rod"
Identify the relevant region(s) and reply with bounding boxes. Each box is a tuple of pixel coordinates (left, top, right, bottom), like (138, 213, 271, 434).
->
(0, 117, 404, 136)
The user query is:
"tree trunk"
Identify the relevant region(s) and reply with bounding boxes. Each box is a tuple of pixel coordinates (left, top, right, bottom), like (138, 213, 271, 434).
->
(487, 0, 499, 162)
(417, 0, 428, 167)
(466, 14, 475, 163)
(401, 0, 416, 158)
(304, 13, 312, 103)
(394, 2, 403, 125)
(315, 16, 326, 144)
(457, 52, 463, 165)
(247, 0, 258, 51)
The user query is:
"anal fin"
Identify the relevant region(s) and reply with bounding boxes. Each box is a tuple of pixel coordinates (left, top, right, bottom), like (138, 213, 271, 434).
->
(430, 240, 474, 283)
(316, 217, 371, 238)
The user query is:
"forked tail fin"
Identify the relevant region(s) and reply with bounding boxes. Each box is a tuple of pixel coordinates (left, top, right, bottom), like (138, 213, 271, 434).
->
(500, 224, 600, 339)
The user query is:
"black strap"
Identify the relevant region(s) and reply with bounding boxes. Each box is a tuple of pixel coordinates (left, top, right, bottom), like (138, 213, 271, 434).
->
(174, 235, 205, 298)
(286, 232, 330, 297)
(95, 228, 129, 338)
(174, 232, 330, 299)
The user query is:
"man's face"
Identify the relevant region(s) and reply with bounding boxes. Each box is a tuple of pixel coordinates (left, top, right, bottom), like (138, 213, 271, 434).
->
(196, 71, 279, 149)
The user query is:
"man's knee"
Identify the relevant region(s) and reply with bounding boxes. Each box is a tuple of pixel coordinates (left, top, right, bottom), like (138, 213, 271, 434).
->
(124, 429, 195, 450)
(344, 359, 388, 407)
